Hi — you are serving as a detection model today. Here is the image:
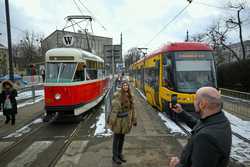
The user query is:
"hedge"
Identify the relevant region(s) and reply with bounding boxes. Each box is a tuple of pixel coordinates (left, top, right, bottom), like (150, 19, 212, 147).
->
(217, 59, 250, 92)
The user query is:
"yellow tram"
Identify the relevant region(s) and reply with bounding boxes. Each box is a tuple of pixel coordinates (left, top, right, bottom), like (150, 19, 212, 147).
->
(131, 42, 217, 116)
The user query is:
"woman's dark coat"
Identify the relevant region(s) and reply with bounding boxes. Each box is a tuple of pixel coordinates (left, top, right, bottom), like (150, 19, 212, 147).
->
(0, 81, 18, 115)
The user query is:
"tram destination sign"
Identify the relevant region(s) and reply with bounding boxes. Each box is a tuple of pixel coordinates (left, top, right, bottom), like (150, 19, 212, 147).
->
(103, 45, 122, 64)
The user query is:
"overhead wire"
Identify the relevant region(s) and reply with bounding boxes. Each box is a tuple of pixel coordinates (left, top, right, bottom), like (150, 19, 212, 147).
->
(77, 0, 108, 31)
(72, 0, 96, 51)
(145, 2, 192, 47)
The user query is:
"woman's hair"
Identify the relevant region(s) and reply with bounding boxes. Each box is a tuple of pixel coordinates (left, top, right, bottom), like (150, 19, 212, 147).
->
(2, 80, 13, 89)
(120, 82, 133, 108)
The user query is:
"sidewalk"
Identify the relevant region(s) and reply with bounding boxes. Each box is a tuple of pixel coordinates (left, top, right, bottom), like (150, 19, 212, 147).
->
(77, 88, 184, 167)
(0, 100, 44, 138)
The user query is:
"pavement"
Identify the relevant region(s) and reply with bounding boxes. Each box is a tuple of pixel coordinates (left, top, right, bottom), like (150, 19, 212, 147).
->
(0, 100, 44, 138)
(71, 87, 185, 167)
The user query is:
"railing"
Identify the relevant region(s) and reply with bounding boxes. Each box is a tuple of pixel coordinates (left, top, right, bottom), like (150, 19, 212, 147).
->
(17, 84, 44, 103)
(104, 78, 116, 132)
(220, 88, 250, 101)
(220, 88, 250, 119)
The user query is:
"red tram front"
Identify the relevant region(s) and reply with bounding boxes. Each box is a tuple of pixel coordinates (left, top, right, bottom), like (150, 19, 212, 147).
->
(44, 48, 109, 116)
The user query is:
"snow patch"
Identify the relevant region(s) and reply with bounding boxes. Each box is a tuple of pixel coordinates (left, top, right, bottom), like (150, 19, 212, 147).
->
(2, 117, 43, 139)
(158, 112, 187, 136)
(224, 110, 250, 140)
(94, 108, 112, 137)
(17, 96, 44, 108)
(136, 88, 146, 100)
(231, 135, 250, 163)
(16, 90, 44, 101)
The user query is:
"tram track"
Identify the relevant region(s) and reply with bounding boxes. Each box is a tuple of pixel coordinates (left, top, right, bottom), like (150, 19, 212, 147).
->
(0, 113, 48, 157)
(48, 112, 94, 167)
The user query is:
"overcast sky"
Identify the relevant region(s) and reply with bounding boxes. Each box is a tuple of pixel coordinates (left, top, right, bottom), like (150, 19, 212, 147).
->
(0, 0, 249, 53)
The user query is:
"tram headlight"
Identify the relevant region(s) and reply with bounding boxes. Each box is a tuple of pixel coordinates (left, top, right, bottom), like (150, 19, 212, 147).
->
(54, 93, 61, 100)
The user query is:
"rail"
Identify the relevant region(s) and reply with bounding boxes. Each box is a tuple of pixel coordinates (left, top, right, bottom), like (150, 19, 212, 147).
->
(220, 88, 250, 119)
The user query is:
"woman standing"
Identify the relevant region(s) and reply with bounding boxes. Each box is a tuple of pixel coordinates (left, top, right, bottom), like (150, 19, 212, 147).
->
(108, 82, 137, 165)
(0, 80, 18, 125)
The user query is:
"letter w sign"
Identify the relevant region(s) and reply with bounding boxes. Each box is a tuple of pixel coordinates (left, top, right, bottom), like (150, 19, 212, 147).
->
(63, 34, 74, 46)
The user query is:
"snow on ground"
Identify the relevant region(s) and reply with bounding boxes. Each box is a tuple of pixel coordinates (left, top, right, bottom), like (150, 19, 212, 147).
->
(231, 135, 250, 163)
(16, 90, 44, 101)
(158, 112, 187, 136)
(136, 88, 147, 100)
(93, 105, 112, 137)
(223, 109, 250, 163)
(224, 110, 250, 140)
(2, 117, 43, 139)
(17, 96, 44, 108)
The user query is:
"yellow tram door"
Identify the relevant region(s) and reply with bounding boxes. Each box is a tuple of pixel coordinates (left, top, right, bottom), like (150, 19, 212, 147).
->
(154, 60, 160, 107)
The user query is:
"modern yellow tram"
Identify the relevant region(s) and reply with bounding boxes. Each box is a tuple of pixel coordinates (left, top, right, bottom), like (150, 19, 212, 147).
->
(130, 42, 217, 117)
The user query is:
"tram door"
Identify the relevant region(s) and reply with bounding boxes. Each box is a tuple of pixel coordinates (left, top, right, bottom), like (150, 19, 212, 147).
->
(154, 60, 160, 106)
(141, 67, 144, 93)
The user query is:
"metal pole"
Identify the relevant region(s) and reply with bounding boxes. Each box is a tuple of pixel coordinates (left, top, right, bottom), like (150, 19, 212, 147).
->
(112, 45, 115, 80)
(32, 85, 35, 102)
(5, 0, 14, 81)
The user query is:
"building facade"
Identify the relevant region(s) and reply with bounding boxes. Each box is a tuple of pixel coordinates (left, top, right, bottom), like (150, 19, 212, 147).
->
(41, 30, 112, 58)
(222, 40, 250, 63)
(0, 43, 8, 76)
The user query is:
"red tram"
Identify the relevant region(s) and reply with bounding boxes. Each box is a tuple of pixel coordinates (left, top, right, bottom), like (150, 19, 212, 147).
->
(44, 48, 109, 116)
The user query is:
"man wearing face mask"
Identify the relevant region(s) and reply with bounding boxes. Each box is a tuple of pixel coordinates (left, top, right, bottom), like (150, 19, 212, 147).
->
(169, 87, 232, 167)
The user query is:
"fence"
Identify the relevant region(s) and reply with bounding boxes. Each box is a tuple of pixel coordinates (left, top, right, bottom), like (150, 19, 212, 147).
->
(220, 88, 250, 101)
(17, 84, 44, 103)
(220, 88, 250, 119)
(104, 79, 116, 132)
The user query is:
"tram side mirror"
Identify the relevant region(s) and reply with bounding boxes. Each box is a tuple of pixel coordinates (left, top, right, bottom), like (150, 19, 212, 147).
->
(171, 94, 177, 108)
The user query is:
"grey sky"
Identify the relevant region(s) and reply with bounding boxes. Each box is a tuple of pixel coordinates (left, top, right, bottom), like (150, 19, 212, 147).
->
(0, 0, 249, 52)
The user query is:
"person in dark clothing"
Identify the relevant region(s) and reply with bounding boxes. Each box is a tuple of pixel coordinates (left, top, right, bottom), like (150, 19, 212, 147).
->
(0, 80, 18, 125)
(169, 87, 232, 167)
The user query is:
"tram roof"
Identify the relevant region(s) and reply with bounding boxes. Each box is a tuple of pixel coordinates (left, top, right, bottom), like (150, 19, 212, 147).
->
(45, 48, 104, 63)
(134, 42, 212, 65)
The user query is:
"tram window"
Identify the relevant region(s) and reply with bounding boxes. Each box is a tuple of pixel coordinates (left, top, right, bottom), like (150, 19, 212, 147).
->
(74, 63, 85, 81)
(58, 63, 76, 83)
(86, 69, 97, 80)
(163, 55, 174, 90)
(98, 69, 103, 79)
(144, 67, 155, 87)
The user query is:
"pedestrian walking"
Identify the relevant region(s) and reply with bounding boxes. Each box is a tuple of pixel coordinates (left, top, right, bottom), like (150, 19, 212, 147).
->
(169, 87, 232, 167)
(41, 69, 45, 83)
(107, 81, 137, 165)
(0, 80, 18, 125)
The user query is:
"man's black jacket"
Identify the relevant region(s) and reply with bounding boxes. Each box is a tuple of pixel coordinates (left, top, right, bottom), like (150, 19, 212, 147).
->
(176, 111, 232, 167)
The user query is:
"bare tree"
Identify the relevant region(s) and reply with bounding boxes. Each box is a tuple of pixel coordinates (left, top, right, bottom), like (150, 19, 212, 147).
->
(226, 3, 246, 60)
(18, 31, 44, 67)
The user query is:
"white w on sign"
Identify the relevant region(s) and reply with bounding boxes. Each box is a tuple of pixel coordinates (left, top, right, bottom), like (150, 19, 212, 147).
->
(63, 34, 74, 46)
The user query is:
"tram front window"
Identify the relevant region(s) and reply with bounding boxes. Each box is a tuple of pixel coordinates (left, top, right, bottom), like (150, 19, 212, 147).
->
(46, 63, 77, 83)
(174, 51, 216, 93)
